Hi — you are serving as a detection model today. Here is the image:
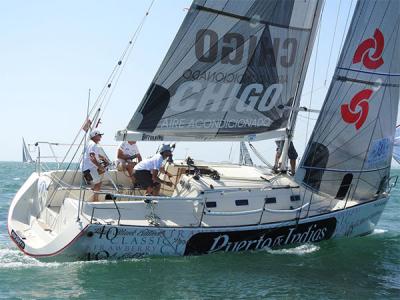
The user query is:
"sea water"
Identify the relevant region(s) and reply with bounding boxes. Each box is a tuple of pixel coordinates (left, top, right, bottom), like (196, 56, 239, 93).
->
(0, 162, 399, 299)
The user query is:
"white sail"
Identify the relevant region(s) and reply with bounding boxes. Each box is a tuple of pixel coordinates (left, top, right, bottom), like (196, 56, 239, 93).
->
(118, 0, 323, 142)
(22, 138, 33, 163)
(296, 0, 400, 200)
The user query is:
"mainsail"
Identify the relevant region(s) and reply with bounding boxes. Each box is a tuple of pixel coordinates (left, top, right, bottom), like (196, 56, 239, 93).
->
(296, 0, 400, 200)
(22, 138, 33, 163)
(118, 0, 323, 142)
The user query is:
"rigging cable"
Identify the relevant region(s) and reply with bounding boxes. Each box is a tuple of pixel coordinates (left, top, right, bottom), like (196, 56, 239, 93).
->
(100, 0, 157, 118)
(59, 0, 156, 167)
(336, 0, 355, 65)
(324, 0, 342, 85)
(304, 5, 323, 148)
(248, 143, 274, 169)
(47, 2, 157, 207)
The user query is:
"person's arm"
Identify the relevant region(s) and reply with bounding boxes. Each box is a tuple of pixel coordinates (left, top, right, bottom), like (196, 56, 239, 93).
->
(136, 153, 142, 162)
(152, 169, 172, 187)
(89, 153, 104, 171)
(160, 166, 173, 179)
(117, 148, 136, 160)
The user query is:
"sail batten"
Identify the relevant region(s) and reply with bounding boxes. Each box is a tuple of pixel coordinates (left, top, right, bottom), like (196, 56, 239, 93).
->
(123, 0, 323, 142)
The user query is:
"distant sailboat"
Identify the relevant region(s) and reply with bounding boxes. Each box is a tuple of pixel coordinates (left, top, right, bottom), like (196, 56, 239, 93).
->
(393, 126, 400, 164)
(22, 138, 33, 163)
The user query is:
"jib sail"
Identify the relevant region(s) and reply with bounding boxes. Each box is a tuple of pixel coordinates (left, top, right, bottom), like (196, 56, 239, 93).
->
(296, 0, 400, 201)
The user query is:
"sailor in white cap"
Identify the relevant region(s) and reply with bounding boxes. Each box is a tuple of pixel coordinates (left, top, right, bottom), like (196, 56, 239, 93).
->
(134, 144, 174, 195)
(82, 129, 105, 201)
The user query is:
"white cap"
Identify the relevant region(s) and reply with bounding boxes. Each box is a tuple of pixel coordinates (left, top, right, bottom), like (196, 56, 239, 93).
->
(89, 130, 103, 138)
(158, 144, 172, 153)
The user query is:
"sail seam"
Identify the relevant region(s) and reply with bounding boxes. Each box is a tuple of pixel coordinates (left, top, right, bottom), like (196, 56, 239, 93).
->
(336, 75, 400, 87)
(337, 67, 400, 77)
(194, 5, 312, 32)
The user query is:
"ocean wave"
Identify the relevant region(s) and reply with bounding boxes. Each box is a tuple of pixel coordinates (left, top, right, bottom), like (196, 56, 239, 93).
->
(266, 244, 320, 255)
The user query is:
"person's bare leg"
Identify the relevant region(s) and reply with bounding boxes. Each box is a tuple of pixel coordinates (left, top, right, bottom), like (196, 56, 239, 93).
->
(152, 184, 161, 196)
(146, 186, 153, 195)
(290, 159, 296, 175)
(127, 163, 133, 177)
(92, 183, 101, 202)
(127, 163, 136, 184)
(273, 152, 281, 171)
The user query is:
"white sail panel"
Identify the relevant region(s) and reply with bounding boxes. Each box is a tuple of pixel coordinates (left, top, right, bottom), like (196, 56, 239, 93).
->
(126, 0, 323, 141)
(296, 0, 400, 201)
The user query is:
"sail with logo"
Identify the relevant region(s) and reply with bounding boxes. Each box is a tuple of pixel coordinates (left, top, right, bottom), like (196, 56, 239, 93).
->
(296, 0, 400, 201)
(117, 0, 323, 141)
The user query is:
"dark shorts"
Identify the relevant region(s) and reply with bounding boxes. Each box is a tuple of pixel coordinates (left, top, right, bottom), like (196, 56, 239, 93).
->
(276, 140, 298, 160)
(134, 170, 160, 188)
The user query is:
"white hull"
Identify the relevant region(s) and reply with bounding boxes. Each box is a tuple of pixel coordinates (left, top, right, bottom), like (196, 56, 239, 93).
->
(59, 198, 389, 260)
(7, 164, 390, 261)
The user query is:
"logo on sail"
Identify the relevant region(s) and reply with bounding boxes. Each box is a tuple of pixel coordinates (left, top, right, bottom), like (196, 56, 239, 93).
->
(353, 28, 384, 69)
(341, 89, 373, 130)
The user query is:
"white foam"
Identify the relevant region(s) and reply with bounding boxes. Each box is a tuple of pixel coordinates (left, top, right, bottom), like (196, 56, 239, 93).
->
(371, 228, 387, 235)
(266, 244, 320, 255)
(0, 248, 112, 269)
(12, 178, 20, 181)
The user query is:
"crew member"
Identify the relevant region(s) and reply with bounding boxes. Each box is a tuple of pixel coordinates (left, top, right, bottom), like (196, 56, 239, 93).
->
(82, 130, 106, 202)
(116, 140, 142, 180)
(134, 144, 174, 195)
(273, 137, 298, 176)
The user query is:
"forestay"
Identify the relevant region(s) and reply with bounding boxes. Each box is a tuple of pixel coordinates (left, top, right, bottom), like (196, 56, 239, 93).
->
(296, 0, 400, 201)
(118, 0, 323, 142)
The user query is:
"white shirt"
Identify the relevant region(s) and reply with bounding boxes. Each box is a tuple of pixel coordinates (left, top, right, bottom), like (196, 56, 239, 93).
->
(82, 140, 100, 171)
(134, 153, 164, 171)
(117, 142, 140, 163)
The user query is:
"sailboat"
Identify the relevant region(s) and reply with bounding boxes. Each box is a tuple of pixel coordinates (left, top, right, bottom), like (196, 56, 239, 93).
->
(393, 125, 400, 164)
(8, 0, 400, 261)
(22, 138, 34, 164)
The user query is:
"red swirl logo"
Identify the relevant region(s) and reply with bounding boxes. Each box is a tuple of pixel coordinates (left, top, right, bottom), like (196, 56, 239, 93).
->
(352, 28, 384, 69)
(341, 89, 373, 130)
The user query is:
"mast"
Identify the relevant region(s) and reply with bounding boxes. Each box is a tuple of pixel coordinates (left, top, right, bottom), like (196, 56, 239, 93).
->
(279, 0, 324, 172)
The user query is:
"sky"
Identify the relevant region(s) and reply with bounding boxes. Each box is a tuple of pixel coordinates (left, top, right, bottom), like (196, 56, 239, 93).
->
(1, 0, 398, 165)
